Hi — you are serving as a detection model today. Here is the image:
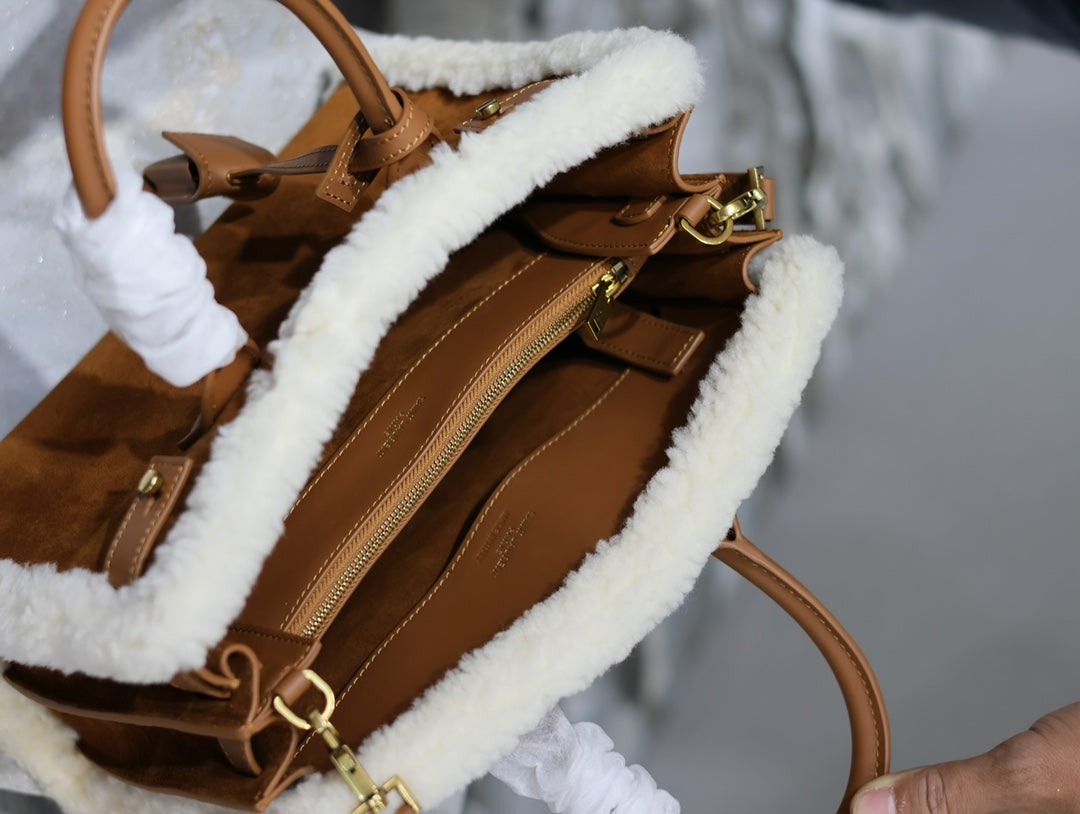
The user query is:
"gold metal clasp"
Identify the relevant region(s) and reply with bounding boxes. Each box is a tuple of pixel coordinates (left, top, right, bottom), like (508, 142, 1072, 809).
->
(274, 670, 421, 814)
(679, 165, 769, 246)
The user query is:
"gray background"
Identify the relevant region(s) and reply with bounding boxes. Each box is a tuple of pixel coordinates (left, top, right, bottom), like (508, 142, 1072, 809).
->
(645, 35, 1080, 813)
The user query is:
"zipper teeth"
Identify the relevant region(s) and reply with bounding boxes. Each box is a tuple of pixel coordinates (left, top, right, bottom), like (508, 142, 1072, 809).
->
(298, 290, 595, 639)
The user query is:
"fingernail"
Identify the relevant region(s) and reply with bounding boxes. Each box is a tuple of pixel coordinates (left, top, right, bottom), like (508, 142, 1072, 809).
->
(853, 788, 896, 814)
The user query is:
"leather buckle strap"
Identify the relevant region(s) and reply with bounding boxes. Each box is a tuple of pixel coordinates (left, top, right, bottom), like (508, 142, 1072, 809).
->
(713, 518, 891, 814)
(317, 89, 436, 212)
(142, 89, 436, 210)
(64, 0, 405, 218)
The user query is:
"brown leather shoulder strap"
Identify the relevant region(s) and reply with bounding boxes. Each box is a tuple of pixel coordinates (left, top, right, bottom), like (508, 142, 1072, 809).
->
(713, 519, 891, 814)
(64, 0, 403, 217)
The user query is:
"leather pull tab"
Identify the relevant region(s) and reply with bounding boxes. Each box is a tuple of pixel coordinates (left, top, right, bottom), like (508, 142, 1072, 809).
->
(218, 736, 263, 776)
(143, 132, 281, 204)
(579, 303, 704, 376)
(179, 339, 260, 451)
(200, 340, 260, 431)
(455, 79, 556, 134)
(316, 113, 367, 212)
(103, 456, 193, 588)
(317, 90, 435, 212)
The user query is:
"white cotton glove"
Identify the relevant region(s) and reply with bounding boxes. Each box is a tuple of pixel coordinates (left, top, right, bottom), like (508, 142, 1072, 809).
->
(490, 707, 680, 814)
(54, 165, 247, 387)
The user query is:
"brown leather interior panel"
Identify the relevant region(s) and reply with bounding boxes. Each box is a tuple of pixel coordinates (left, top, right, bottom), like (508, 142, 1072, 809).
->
(290, 302, 745, 775)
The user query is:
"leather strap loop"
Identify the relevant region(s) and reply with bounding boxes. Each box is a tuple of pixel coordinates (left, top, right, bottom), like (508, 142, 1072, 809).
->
(713, 519, 891, 814)
(63, 0, 404, 218)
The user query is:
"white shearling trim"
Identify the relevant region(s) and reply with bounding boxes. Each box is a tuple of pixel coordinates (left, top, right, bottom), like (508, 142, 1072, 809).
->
(0, 237, 843, 814)
(0, 28, 702, 682)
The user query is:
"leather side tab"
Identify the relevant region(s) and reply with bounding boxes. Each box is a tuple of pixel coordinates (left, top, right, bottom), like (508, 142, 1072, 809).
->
(317, 89, 434, 212)
(219, 736, 263, 777)
(171, 666, 240, 700)
(543, 112, 715, 197)
(455, 80, 556, 134)
(103, 456, 192, 588)
(141, 155, 199, 201)
(201, 340, 260, 431)
(613, 197, 665, 226)
(579, 302, 704, 376)
(519, 193, 715, 257)
(144, 133, 280, 204)
(179, 340, 260, 451)
(316, 113, 367, 211)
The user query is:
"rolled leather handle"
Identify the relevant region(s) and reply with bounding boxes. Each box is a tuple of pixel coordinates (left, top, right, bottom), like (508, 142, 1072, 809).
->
(63, 0, 403, 218)
(713, 519, 891, 814)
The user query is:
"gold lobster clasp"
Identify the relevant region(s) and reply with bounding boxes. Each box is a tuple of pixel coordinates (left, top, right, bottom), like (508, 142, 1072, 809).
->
(274, 670, 421, 814)
(679, 166, 770, 246)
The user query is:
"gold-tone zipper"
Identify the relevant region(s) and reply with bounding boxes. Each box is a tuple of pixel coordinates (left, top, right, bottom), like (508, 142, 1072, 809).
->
(289, 259, 630, 639)
(585, 261, 629, 340)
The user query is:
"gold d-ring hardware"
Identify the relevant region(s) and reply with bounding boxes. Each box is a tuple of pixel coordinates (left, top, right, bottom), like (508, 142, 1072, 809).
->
(679, 165, 769, 246)
(274, 670, 421, 813)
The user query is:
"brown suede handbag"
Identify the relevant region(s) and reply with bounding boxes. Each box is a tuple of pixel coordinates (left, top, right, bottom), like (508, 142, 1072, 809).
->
(0, 1, 889, 812)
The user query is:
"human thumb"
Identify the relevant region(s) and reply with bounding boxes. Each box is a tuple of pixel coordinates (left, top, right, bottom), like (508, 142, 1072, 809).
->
(851, 704, 1080, 814)
(850, 754, 1025, 814)
(851, 747, 1072, 812)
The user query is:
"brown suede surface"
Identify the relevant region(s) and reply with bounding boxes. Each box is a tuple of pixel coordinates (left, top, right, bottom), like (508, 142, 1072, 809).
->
(0, 82, 498, 575)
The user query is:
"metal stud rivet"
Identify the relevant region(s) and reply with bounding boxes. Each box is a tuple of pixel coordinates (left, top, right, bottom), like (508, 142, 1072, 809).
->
(475, 99, 502, 120)
(137, 468, 164, 497)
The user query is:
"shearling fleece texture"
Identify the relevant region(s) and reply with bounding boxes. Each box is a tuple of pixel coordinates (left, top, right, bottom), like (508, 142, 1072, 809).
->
(0, 27, 844, 814)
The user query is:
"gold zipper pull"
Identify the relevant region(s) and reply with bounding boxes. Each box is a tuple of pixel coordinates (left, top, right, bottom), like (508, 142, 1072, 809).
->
(585, 261, 630, 340)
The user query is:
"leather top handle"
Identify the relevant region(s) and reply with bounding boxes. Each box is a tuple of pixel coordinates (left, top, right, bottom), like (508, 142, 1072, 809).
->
(713, 520, 891, 814)
(63, 0, 404, 218)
